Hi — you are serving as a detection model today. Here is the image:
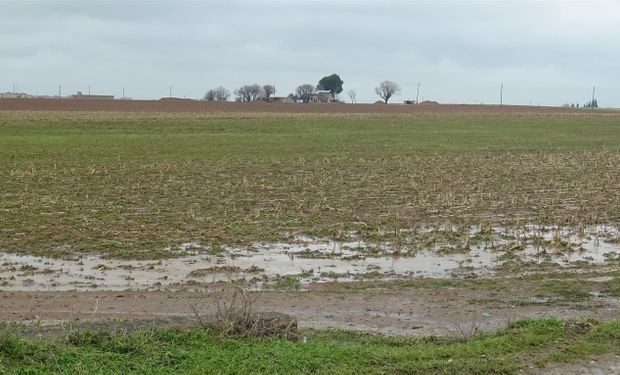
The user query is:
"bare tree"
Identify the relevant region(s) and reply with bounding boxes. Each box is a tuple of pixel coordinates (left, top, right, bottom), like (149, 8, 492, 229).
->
(262, 84, 275, 101)
(248, 84, 264, 101)
(205, 86, 230, 101)
(347, 89, 357, 104)
(295, 84, 315, 103)
(214, 86, 230, 101)
(375, 80, 401, 103)
(234, 86, 250, 102)
(235, 84, 264, 102)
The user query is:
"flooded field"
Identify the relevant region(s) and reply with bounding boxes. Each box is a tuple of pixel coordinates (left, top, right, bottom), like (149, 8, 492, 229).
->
(1, 225, 618, 291)
(1, 110, 620, 373)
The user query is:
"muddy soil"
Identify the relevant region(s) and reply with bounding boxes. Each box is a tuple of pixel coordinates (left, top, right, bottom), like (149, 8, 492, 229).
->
(2, 281, 619, 337)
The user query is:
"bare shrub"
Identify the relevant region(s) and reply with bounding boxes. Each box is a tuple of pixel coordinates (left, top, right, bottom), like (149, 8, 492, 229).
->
(212, 286, 256, 337)
(186, 285, 297, 339)
(447, 320, 483, 342)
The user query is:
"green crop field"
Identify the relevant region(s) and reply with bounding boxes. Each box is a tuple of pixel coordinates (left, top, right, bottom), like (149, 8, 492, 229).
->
(1, 111, 619, 258)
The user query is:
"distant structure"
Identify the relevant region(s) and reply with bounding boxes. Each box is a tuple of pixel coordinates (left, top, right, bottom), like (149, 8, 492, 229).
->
(158, 97, 194, 101)
(0, 92, 32, 99)
(71, 91, 114, 100)
(271, 96, 296, 103)
(309, 90, 332, 103)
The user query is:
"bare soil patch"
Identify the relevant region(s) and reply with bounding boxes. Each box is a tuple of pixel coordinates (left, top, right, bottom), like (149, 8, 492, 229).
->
(0, 98, 611, 114)
(2, 275, 619, 336)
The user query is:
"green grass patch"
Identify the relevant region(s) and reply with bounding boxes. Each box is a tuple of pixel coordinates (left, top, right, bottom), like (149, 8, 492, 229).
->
(602, 277, 620, 297)
(1, 318, 619, 374)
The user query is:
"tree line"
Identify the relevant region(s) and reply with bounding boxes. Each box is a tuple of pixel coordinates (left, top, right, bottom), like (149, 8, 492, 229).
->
(562, 99, 598, 109)
(204, 74, 403, 104)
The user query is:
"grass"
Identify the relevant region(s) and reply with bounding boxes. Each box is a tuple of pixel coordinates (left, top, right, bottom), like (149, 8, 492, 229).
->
(312, 270, 620, 304)
(0, 317, 619, 374)
(1, 111, 619, 258)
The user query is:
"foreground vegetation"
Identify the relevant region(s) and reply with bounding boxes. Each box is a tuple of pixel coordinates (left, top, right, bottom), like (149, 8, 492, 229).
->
(0, 318, 618, 374)
(1, 111, 619, 258)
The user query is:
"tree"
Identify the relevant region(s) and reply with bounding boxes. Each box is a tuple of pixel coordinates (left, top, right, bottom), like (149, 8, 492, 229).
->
(295, 84, 315, 103)
(204, 86, 230, 101)
(262, 84, 275, 101)
(347, 89, 357, 104)
(375, 80, 401, 103)
(584, 99, 598, 108)
(235, 84, 264, 102)
(234, 86, 250, 102)
(317, 74, 344, 99)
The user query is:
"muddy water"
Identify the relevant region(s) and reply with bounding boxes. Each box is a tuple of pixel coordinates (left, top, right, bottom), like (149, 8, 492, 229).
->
(0, 248, 488, 292)
(0, 225, 618, 292)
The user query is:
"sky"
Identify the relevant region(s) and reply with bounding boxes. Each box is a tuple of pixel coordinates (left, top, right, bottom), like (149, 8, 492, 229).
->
(2, 0, 619, 106)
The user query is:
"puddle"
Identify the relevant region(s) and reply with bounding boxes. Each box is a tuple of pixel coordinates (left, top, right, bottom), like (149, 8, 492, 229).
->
(0, 249, 492, 292)
(0, 225, 618, 292)
(586, 276, 616, 283)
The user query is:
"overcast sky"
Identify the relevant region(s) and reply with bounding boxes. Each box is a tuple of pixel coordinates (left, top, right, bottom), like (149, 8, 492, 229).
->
(2, 0, 619, 106)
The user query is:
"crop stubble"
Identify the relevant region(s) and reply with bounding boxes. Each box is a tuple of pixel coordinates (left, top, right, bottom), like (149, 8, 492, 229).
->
(1, 111, 619, 258)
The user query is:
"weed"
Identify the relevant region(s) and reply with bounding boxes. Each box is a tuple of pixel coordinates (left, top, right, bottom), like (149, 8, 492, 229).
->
(274, 275, 301, 290)
(602, 277, 620, 297)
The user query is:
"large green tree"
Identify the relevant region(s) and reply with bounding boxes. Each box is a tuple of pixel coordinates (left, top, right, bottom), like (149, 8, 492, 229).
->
(317, 74, 344, 99)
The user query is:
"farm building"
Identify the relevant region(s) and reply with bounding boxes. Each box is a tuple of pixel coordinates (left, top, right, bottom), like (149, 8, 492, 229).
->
(271, 96, 296, 103)
(71, 91, 114, 100)
(309, 90, 332, 103)
(0, 92, 32, 99)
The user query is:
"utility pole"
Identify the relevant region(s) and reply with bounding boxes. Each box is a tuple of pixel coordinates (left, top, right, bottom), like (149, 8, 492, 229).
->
(169, 86, 172, 98)
(88, 85, 91, 96)
(592, 86, 596, 103)
(415, 82, 420, 104)
(500, 83, 503, 106)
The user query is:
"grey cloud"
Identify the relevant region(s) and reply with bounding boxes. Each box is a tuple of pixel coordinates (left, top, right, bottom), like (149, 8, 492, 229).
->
(1, 0, 619, 105)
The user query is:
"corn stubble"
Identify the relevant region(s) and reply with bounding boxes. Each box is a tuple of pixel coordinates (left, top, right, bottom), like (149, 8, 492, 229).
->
(1, 111, 618, 258)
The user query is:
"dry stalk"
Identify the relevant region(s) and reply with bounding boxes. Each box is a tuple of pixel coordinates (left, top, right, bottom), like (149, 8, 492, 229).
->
(185, 286, 262, 337)
(213, 286, 257, 337)
(447, 319, 483, 343)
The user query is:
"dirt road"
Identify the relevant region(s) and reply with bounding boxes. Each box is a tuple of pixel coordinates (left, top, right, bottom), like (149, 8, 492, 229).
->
(3, 283, 619, 337)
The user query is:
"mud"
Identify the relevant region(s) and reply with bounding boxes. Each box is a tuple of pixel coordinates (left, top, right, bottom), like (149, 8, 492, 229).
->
(1, 281, 619, 337)
(0, 225, 618, 292)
